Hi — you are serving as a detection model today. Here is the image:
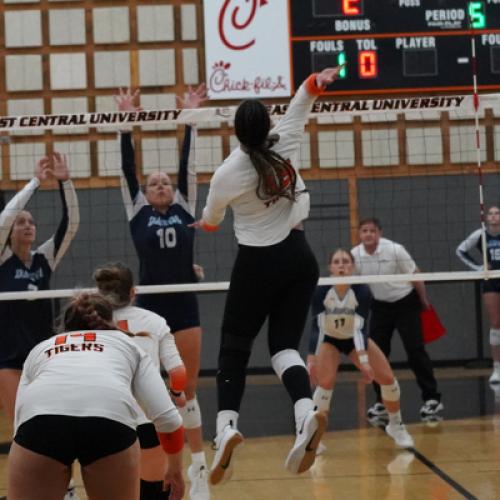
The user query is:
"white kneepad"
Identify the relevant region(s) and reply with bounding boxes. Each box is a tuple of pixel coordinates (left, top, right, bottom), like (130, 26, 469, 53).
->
(271, 349, 306, 380)
(381, 380, 401, 402)
(179, 397, 202, 429)
(490, 328, 500, 346)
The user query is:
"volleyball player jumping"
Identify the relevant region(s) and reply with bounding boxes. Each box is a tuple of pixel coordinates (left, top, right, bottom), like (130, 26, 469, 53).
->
(191, 67, 343, 484)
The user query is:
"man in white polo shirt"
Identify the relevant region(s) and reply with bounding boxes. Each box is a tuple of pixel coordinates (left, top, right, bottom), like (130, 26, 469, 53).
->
(352, 218, 443, 425)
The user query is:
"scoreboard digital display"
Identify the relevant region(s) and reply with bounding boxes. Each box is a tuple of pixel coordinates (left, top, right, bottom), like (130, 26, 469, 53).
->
(290, 0, 500, 95)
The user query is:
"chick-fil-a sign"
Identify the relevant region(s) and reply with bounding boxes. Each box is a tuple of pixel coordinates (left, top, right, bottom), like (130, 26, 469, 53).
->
(204, 0, 291, 99)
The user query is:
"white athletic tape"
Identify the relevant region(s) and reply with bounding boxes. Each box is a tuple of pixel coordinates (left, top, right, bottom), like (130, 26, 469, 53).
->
(179, 397, 202, 429)
(381, 380, 400, 402)
(271, 349, 305, 380)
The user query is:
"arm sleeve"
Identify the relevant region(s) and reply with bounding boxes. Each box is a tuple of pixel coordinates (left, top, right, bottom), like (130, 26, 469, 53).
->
(0, 177, 40, 256)
(270, 74, 322, 161)
(37, 180, 80, 271)
(174, 125, 197, 217)
(119, 132, 148, 220)
(201, 166, 233, 227)
(158, 320, 184, 372)
(456, 229, 483, 271)
(132, 350, 183, 434)
(353, 285, 371, 351)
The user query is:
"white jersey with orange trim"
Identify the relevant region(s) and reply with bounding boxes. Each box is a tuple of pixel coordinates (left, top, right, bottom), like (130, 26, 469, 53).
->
(201, 75, 322, 247)
(14, 330, 181, 435)
(113, 305, 183, 372)
(112, 305, 183, 426)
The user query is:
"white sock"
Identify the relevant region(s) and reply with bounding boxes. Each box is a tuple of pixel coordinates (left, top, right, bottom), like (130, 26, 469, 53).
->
(294, 398, 314, 431)
(494, 361, 500, 371)
(191, 451, 206, 465)
(313, 386, 332, 413)
(388, 410, 402, 427)
(216, 410, 239, 434)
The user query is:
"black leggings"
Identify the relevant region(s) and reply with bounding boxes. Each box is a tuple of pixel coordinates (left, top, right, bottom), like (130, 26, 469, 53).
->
(217, 229, 319, 411)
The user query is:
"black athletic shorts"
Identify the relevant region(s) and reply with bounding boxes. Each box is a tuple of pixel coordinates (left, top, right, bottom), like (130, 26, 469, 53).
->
(14, 415, 137, 466)
(482, 278, 500, 294)
(137, 422, 160, 449)
(137, 292, 200, 333)
(322, 336, 356, 356)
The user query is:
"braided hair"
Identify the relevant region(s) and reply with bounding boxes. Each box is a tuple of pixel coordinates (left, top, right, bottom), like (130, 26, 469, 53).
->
(63, 292, 115, 331)
(235, 99, 297, 202)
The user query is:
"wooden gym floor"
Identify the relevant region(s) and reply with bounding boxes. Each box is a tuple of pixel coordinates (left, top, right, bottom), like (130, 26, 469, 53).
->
(0, 367, 498, 499)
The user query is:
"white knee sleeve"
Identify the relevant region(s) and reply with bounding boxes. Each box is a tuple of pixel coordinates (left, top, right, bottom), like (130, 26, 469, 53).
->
(313, 386, 332, 413)
(179, 397, 202, 429)
(271, 349, 306, 380)
(381, 380, 400, 402)
(490, 328, 500, 346)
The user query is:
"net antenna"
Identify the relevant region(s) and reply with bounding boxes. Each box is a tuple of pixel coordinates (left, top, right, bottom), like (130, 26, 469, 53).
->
(469, 10, 489, 275)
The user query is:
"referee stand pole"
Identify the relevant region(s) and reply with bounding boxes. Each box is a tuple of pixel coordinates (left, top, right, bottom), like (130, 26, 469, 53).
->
(466, 280, 491, 369)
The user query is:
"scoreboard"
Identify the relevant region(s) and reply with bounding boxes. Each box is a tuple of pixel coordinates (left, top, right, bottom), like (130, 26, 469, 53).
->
(290, 0, 500, 95)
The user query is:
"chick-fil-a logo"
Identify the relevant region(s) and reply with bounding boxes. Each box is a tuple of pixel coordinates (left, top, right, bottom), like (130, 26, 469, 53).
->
(209, 60, 287, 95)
(218, 0, 268, 51)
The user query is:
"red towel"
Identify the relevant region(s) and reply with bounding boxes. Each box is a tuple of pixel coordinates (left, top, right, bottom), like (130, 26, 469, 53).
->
(421, 305, 446, 344)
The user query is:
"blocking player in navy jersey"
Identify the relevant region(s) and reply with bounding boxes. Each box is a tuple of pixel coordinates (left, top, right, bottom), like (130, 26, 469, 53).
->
(309, 249, 414, 449)
(115, 85, 210, 499)
(9, 292, 184, 500)
(457, 205, 500, 385)
(0, 153, 79, 423)
(94, 262, 189, 500)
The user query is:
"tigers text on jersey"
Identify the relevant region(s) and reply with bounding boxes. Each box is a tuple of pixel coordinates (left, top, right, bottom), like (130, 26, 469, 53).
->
(201, 80, 320, 247)
(457, 228, 500, 271)
(15, 330, 181, 435)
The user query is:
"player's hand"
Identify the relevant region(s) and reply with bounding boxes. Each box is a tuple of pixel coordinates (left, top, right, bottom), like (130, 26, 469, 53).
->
(316, 66, 345, 87)
(34, 157, 52, 181)
(359, 363, 375, 384)
(193, 264, 205, 281)
(51, 152, 70, 181)
(164, 463, 185, 500)
(188, 220, 219, 232)
(176, 83, 207, 109)
(115, 87, 141, 112)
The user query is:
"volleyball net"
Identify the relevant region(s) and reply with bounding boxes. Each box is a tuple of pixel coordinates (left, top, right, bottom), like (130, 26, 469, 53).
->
(1, 92, 500, 305)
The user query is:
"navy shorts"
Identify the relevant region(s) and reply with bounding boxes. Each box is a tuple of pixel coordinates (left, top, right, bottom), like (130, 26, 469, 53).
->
(322, 336, 356, 356)
(14, 415, 137, 466)
(482, 278, 500, 294)
(137, 292, 200, 333)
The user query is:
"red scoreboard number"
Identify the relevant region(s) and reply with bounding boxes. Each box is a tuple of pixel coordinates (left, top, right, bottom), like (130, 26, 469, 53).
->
(358, 50, 378, 79)
(342, 0, 362, 16)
